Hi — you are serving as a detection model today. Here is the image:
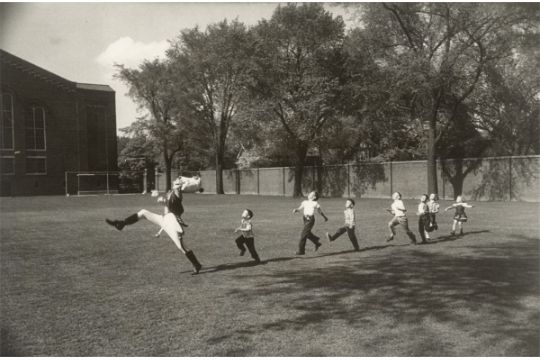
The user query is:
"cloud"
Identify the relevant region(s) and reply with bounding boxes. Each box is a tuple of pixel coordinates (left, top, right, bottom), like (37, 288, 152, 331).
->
(95, 37, 169, 131)
(95, 36, 169, 69)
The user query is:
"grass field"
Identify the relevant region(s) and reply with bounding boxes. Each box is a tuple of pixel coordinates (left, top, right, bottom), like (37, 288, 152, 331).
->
(1, 194, 539, 356)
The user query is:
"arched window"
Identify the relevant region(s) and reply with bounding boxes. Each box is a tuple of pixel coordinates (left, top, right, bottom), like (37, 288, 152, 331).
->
(1, 93, 14, 149)
(25, 106, 46, 150)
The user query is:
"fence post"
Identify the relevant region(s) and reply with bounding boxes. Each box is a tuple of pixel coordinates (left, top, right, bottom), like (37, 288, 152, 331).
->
(389, 161, 393, 196)
(236, 169, 241, 194)
(65, 172, 68, 196)
(155, 166, 159, 192)
(143, 168, 147, 194)
(282, 167, 286, 196)
(509, 157, 513, 201)
(106, 171, 110, 195)
(347, 163, 351, 198)
(312, 166, 316, 191)
(257, 168, 260, 195)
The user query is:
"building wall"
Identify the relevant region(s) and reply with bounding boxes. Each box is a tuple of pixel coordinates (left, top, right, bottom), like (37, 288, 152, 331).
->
(0, 52, 116, 196)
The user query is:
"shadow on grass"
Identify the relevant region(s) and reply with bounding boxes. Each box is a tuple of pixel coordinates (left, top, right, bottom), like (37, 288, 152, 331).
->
(0, 327, 20, 356)
(202, 256, 298, 274)
(311, 244, 409, 259)
(208, 235, 539, 356)
(424, 230, 491, 245)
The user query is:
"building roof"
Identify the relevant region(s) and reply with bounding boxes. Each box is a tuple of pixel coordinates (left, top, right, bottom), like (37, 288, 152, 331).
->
(1, 49, 114, 93)
(76, 83, 115, 92)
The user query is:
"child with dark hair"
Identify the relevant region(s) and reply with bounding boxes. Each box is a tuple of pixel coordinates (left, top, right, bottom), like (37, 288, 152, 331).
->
(105, 177, 202, 275)
(293, 191, 328, 255)
(326, 198, 360, 251)
(416, 194, 430, 244)
(234, 209, 261, 263)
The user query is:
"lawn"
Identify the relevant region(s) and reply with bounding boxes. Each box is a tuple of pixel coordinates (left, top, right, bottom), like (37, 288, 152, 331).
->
(1, 194, 539, 356)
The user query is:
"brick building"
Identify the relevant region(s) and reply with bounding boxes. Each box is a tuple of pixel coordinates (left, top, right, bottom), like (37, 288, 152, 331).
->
(0, 49, 117, 196)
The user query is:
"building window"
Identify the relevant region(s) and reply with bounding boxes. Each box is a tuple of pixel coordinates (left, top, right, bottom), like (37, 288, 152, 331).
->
(1, 156, 15, 175)
(26, 156, 46, 175)
(26, 106, 46, 150)
(1, 93, 14, 149)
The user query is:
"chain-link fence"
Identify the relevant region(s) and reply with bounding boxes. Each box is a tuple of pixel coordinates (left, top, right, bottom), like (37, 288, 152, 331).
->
(193, 156, 539, 201)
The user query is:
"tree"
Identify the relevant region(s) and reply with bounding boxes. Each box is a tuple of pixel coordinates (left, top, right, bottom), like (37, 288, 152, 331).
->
(117, 123, 159, 172)
(168, 19, 255, 194)
(250, 3, 347, 197)
(115, 59, 187, 191)
(474, 53, 540, 156)
(355, 3, 534, 194)
(437, 102, 491, 198)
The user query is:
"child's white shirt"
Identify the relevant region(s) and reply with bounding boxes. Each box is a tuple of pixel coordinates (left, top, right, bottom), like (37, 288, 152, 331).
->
(238, 218, 254, 238)
(300, 200, 320, 216)
(344, 208, 355, 227)
(417, 202, 428, 215)
(391, 200, 406, 217)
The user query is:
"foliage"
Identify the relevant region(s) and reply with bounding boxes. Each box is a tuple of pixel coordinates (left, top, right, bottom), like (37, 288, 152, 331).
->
(350, 3, 538, 193)
(249, 3, 348, 196)
(115, 59, 190, 190)
(167, 19, 255, 193)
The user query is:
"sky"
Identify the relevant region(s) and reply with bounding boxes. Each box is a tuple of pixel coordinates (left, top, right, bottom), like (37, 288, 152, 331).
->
(1, 2, 351, 133)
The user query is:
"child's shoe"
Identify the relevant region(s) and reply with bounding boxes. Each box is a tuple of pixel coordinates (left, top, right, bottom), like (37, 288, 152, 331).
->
(315, 242, 322, 251)
(295, 251, 305, 255)
(239, 249, 246, 256)
(326, 232, 333, 242)
(459, 230, 464, 236)
(450, 231, 455, 236)
(386, 235, 394, 242)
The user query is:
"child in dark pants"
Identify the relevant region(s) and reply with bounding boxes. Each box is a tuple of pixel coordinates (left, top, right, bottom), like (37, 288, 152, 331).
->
(326, 198, 360, 251)
(234, 209, 260, 263)
(293, 191, 328, 255)
(416, 194, 429, 244)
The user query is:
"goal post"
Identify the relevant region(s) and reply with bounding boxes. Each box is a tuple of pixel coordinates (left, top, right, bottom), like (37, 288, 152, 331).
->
(65, 170, 145, 196)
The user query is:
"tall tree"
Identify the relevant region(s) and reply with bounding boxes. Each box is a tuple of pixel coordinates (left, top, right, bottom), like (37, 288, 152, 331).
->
(168, 19, 254, 194)
(115, 59, 186, 190)
(355, 3, 534, 194)
(250, 3, 347, 197)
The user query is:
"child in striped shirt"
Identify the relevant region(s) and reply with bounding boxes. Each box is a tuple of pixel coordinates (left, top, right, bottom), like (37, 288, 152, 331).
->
(416, 194, 430, 244)
(426, 193, 440, 233)
(326, 198, 360, 251)
(234, 209, 261, 263)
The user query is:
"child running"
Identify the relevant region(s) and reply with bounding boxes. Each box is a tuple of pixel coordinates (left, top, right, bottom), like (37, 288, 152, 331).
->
(293, 191, 328, 255)
(234, 209, 261, 263)
(426, 193, 440, 234)
(326, 198, 360, 251)
(444, 195, 474, 236)
(386, 192, 417, 244)
(416, 194, 430, 244)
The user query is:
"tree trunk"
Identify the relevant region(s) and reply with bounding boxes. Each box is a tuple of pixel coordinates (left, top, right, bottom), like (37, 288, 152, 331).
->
(164, 153, 172, 191)
(293, 143, 308, 197)
(441, 157, 464, 200)
(215, 150, 224, 194)
(449, 158, 464, 200)
(427, 119, 438, 195)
